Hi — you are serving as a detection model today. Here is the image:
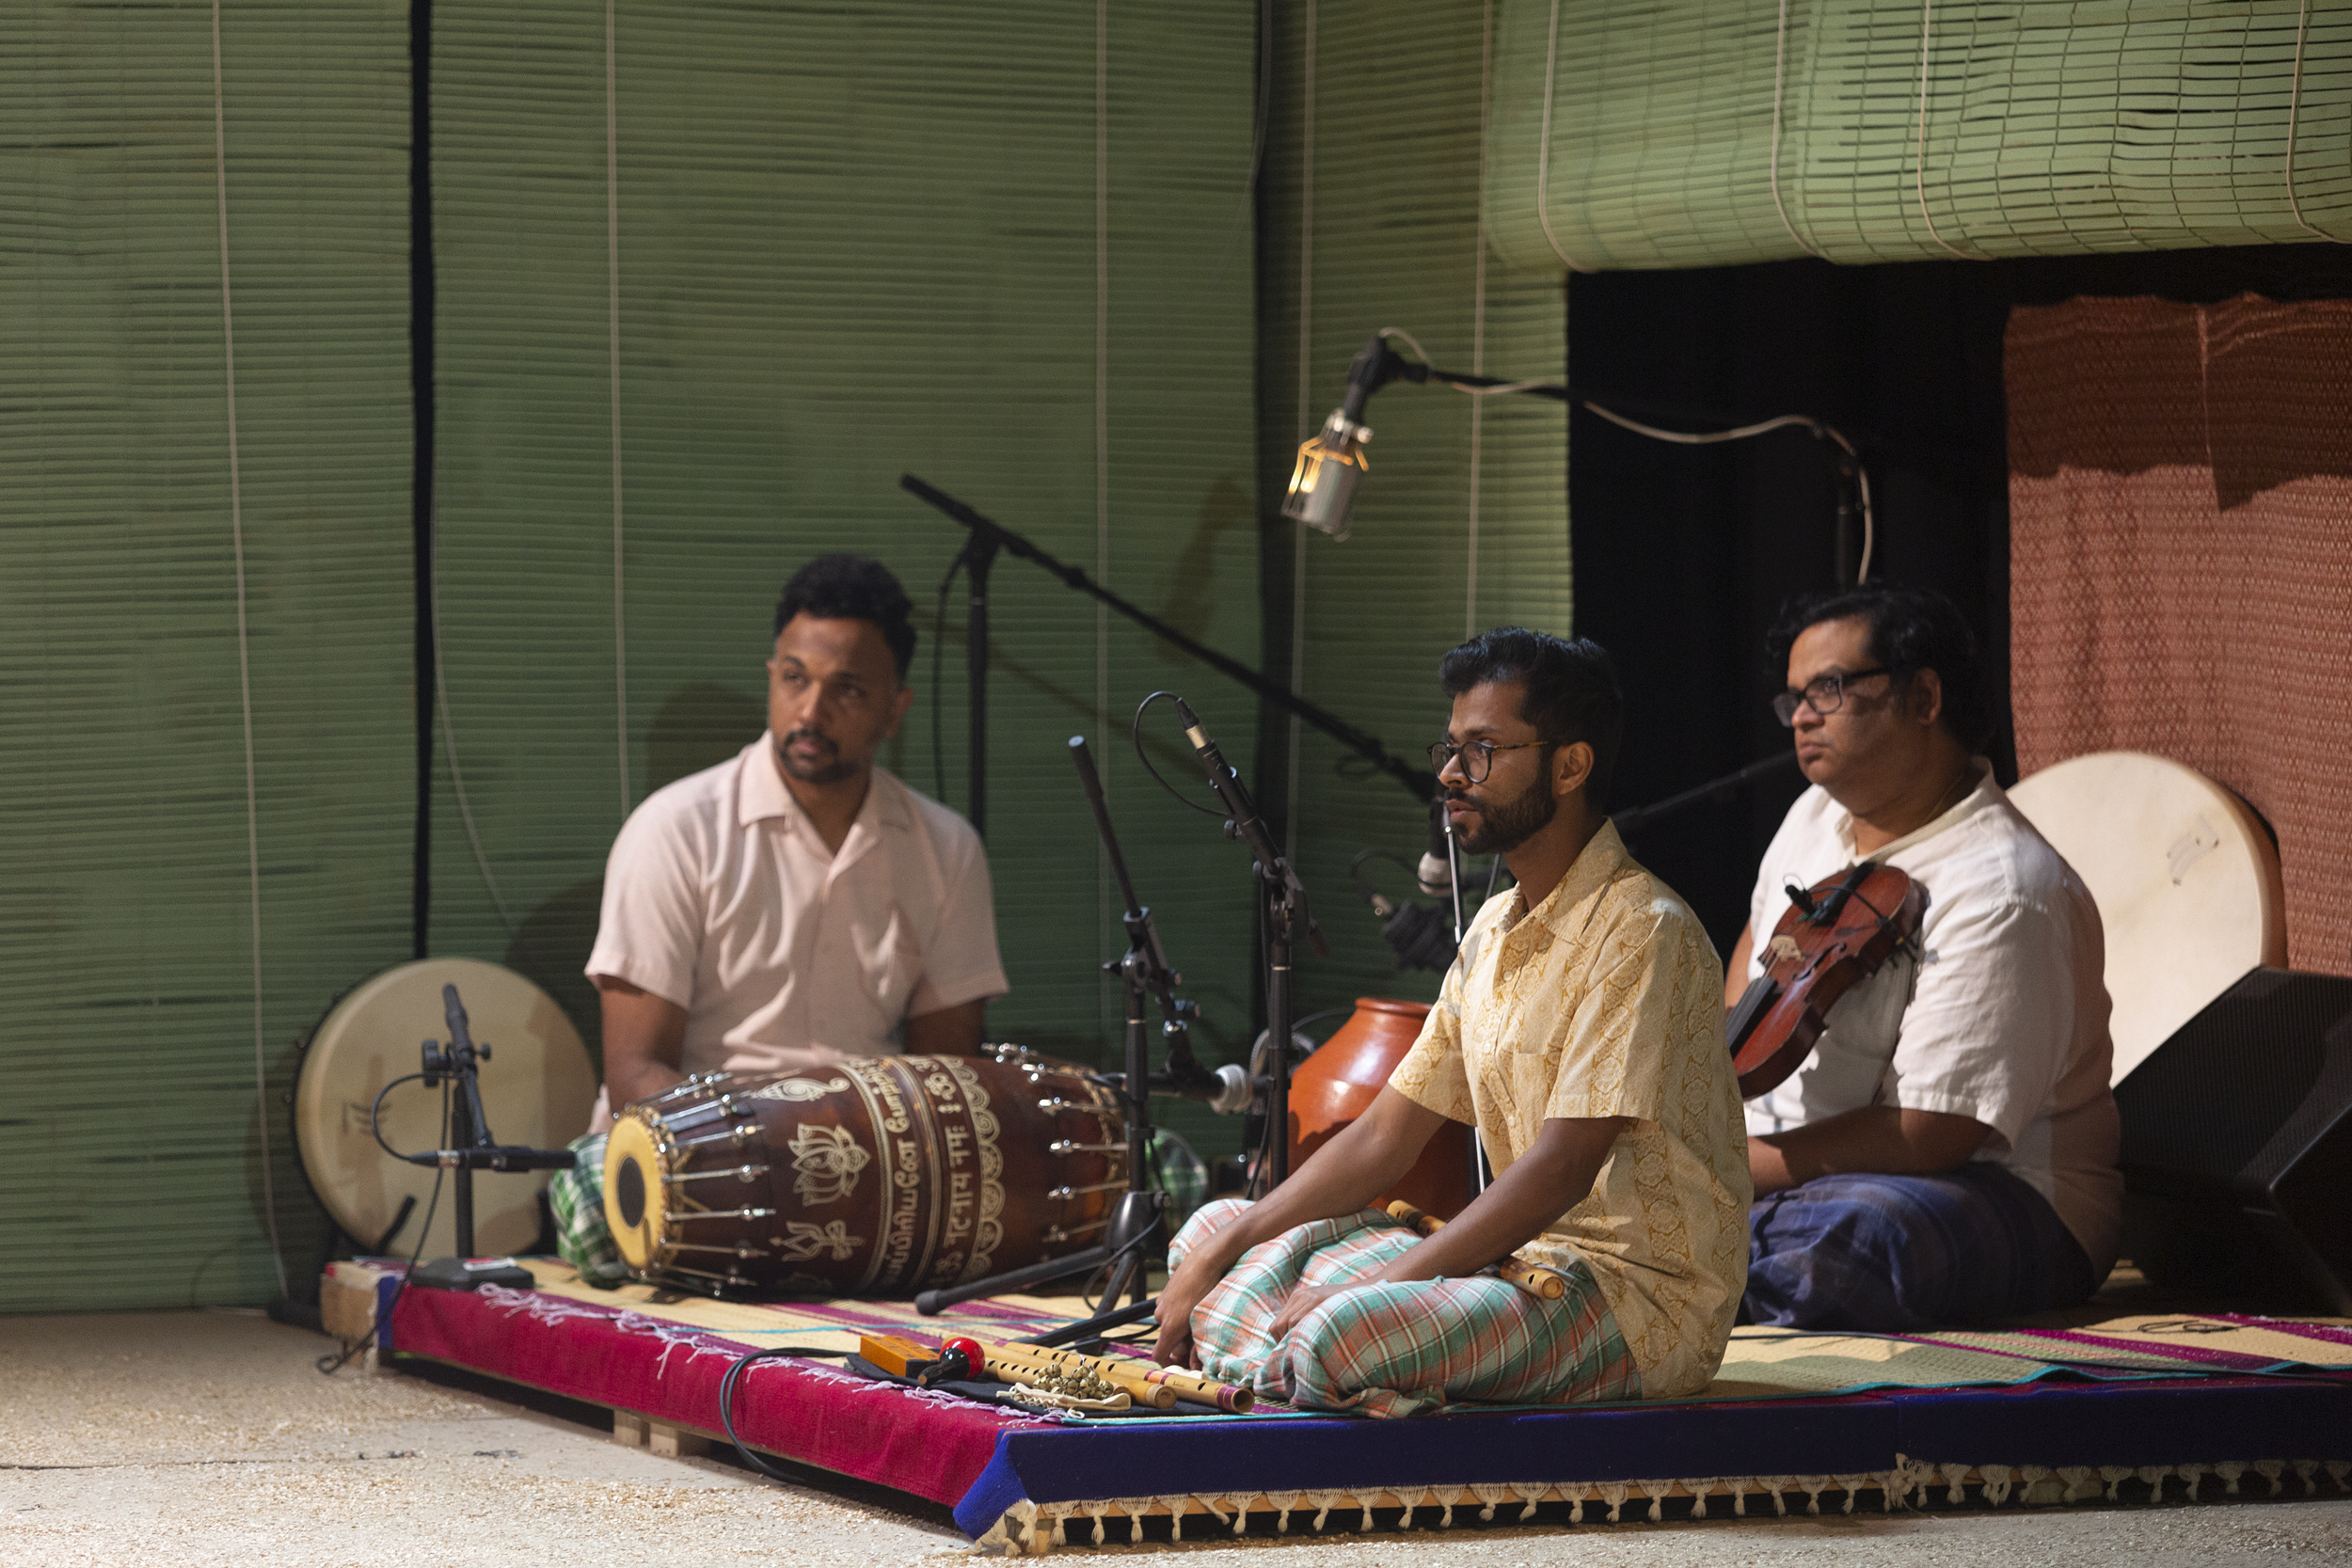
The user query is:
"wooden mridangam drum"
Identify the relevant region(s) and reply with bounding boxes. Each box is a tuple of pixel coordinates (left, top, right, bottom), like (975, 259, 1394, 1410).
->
(603, 1047, 1128, 1297)
(2008, 752, 2286, 1084)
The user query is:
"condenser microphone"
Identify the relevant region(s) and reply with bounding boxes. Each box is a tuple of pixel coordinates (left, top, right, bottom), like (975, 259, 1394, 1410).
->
(1350, 804, 1464, 972)
(1280, 333, 1411, 540)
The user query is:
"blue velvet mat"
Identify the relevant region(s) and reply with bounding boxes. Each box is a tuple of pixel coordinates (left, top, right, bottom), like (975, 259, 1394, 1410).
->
(953, 1370, 2352, 1539)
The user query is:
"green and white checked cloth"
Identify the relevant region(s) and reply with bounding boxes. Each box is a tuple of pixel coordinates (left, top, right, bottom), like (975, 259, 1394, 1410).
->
(1171, 1196, 1640, 1417)
(547, 1132, 629, 1287)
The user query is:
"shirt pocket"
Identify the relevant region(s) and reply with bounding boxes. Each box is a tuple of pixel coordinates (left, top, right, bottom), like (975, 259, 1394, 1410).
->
(1469, 1030, 1555, 1153)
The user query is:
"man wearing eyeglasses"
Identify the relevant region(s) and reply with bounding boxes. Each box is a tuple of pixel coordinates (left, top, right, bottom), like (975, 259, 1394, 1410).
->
(1153, 628, 1749, 1413)
(1729, 585, 2119, 1330)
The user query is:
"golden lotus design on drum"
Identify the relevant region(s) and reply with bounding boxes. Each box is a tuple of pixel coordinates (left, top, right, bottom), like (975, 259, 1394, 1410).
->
(601, 1047, 1129, 1297)
(787, 1124, 870, 1206)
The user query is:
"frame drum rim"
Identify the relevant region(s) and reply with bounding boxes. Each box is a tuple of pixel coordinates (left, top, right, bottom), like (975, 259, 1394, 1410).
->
(292, 958, 597, 1258)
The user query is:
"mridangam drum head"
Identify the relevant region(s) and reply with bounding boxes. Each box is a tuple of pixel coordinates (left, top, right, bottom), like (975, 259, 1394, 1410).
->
(604, 1110, 673, 1270)
(294, 958, 597, 1258)
(2008, 752, 2286, 1083)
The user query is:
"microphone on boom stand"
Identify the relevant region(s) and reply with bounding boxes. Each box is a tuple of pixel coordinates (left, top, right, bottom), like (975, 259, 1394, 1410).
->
(373, 985, 580, 1292)
(1168, 696, 1328, 962)
(1164, 693, 1324, 1196)
(1348, 789, 1468, 974)
(1416, 792, 1455, 904)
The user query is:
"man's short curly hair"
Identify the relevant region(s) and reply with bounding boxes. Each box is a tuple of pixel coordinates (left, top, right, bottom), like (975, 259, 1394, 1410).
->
(1438, 627, 1625, 809)
(1765, 583, 1994, 750)
(772, 555, 916, 680)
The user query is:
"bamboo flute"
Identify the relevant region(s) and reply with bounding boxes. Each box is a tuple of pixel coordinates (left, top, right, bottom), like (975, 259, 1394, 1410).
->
(1384, 1198, 1566, 1301)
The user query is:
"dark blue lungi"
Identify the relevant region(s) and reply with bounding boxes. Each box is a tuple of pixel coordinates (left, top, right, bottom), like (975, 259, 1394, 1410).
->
(1744, 1163, 2094, 1331)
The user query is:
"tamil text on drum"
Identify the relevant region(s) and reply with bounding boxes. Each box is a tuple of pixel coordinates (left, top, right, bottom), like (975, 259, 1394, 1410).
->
(601, 1047, 1129, 1296)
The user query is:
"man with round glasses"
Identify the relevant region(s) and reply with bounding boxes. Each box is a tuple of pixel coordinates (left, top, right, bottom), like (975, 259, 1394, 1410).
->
(1154, 628, 1749, 1413)
(1729, 584, 2120, 1330)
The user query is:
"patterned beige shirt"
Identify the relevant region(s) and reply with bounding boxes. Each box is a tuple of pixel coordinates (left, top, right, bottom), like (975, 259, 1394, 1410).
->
(1390, 820, 1750, 1399)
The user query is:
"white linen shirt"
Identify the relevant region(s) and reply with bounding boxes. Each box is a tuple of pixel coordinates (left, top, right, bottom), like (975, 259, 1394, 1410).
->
(586, 736, 1008, 1092)
(1740, 759, 2122, 1273)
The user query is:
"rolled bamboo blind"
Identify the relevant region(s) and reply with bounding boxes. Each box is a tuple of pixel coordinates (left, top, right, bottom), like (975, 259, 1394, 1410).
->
(0, 1, 414, 1310)
(1486, 0, 2352, 272)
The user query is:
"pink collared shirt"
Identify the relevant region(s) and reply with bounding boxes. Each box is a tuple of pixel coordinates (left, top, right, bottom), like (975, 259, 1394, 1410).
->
(586, 736, 1007, 1091)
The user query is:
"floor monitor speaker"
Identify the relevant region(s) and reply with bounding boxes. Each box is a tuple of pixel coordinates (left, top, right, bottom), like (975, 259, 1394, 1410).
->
(2114, 967, 2352, 1314)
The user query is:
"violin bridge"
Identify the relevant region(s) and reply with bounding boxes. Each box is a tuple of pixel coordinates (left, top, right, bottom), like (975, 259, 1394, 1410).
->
(1765, 934, 1804, 966)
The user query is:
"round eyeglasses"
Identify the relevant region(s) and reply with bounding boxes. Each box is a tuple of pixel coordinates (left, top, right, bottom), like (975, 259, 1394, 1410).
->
(1772, 666, 1893, 726)
(1429, 736, 1562, 784)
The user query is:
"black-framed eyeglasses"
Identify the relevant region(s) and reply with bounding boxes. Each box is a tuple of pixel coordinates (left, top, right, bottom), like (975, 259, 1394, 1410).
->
(1429, 736, 1562, 784)
(1772, 666, 1894, 726)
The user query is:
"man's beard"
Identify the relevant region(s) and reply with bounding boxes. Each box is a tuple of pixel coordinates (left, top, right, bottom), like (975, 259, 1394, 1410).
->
(774, 727, 859, 786)
(1452, 768, 1557, 855)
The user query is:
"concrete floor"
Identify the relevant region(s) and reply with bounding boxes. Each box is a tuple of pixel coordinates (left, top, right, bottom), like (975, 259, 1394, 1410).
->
(5, 1311, 2350, 1566)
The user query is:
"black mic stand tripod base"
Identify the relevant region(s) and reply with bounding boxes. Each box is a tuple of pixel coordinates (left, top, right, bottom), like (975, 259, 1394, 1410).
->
(404, 983, 576, 1291)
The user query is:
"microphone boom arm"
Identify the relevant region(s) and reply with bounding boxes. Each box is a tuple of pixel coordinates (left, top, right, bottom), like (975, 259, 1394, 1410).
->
(901, 474, 1436, 805)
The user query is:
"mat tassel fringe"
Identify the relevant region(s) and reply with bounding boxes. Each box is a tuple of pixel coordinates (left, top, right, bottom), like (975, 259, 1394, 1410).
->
(975, 1456, 2352, 1554)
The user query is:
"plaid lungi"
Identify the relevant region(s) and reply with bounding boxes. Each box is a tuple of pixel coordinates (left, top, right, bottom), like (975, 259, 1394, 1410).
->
(1171, 1197, 1640, 1418)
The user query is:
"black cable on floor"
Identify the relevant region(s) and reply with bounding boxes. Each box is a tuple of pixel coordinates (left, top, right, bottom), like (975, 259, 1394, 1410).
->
(718, 1347, 856, 1481)
(319, 1081, 450, 1376)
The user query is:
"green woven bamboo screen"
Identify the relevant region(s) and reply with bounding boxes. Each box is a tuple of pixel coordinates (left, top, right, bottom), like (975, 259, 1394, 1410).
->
(1260, 0, 1573, 1018)
(430, 2, 1262, 1145)
(0, 2, 414, 1311)
(1486, 0, 2352, 272)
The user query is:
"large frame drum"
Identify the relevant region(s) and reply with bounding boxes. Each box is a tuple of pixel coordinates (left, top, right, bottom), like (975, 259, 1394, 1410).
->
(294, 958, 597, 1259)
(2008, 752, 2286, 1083)
(604, 1047, 1128, 1297)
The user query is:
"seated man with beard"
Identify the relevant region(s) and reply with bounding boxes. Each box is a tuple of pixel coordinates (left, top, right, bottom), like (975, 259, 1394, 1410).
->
(1152, 629, 1750, 1414)
(548, 554, 1008, 1280)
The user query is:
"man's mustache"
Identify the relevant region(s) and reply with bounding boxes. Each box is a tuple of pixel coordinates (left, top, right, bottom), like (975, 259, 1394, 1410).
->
(783, 726, 836, 753)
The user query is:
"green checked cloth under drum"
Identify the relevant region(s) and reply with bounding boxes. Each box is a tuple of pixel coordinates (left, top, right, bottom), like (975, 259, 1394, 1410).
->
(548, 1132, 632, 1286)
(549, 1127, 1210, 1290)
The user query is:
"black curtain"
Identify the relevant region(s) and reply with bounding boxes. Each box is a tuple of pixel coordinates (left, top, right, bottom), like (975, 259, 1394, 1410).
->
(1570, 244, 2352, 957)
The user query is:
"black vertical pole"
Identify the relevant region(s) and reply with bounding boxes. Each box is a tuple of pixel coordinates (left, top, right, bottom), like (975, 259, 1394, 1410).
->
(449, 1083, 475, 1260)
(1263, 885, 1293, 1190)
(409, 0, 437, 960)
(965, 539, 996, 838)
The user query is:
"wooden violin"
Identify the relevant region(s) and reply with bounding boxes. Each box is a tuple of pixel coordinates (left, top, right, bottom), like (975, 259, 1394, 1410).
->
(1727, 863, 1927, 1099)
